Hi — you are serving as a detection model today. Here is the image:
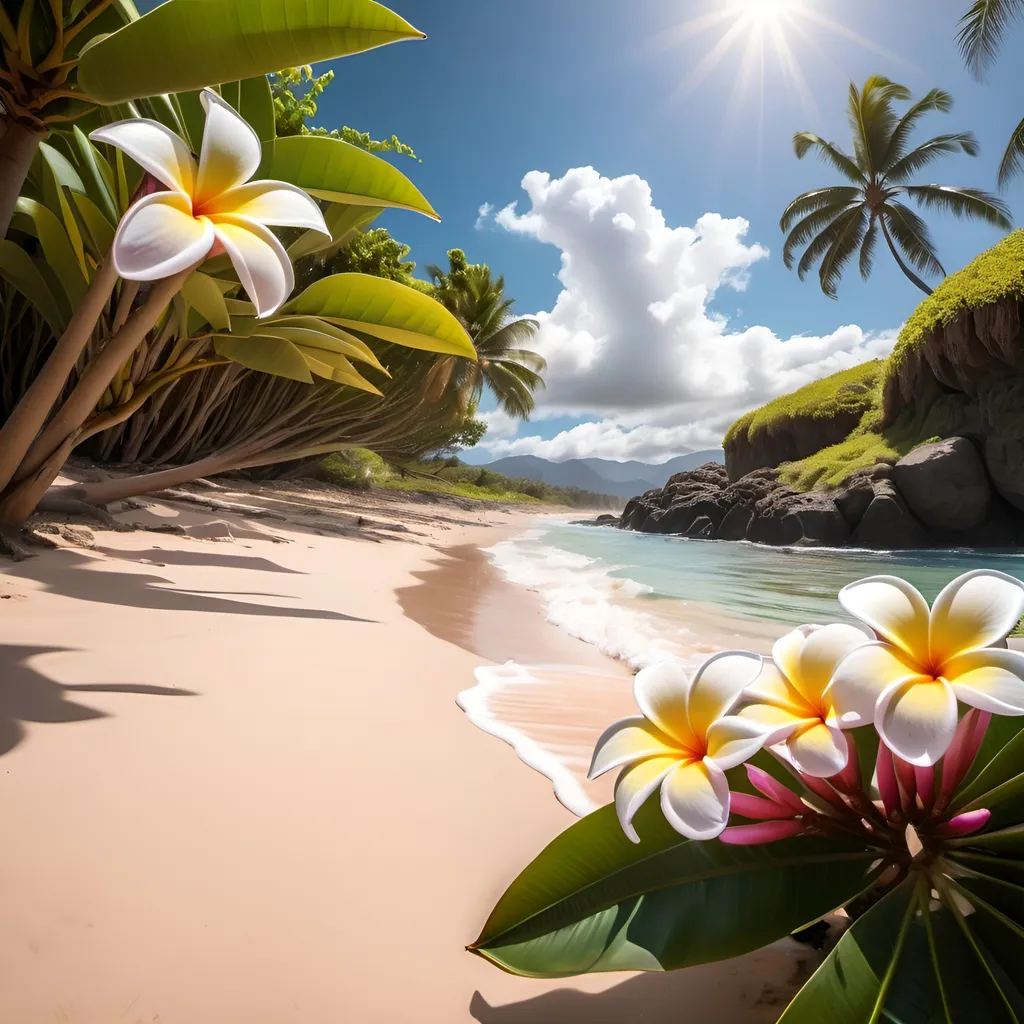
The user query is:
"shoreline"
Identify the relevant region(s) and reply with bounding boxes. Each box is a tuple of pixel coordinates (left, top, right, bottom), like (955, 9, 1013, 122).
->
(0, 487, 821, 1022)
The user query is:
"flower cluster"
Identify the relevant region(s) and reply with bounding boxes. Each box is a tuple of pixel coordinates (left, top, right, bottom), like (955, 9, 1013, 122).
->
(589, 569, 1024, 845)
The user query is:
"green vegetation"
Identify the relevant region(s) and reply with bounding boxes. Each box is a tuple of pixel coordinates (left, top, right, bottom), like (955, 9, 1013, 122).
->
(725, 362, 883, 448)
(781, 76, 1010, 298)
(317, 451, 619, 509)
(887, 229, 1024, 377)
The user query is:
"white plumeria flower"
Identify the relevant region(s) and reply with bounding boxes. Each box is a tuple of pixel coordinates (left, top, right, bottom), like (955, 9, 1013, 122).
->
(738, 623, 873, 777)
(830, 570, 1024, 767)
(589, 652, 766, 843)
(91, 89, 328, 317)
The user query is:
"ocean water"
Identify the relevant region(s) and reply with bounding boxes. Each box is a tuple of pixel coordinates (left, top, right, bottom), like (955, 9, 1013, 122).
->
(458, 521, 1024, 816)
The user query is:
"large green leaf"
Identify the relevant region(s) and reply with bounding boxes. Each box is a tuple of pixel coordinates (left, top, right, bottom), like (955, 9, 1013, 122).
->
(954, 716, 1024, 805)
(77, 0, 425, 104)
(288, 203, 383, 261)
(954, 724, 1024, 813)
(261, 135, 438, 220)
(12, 198, 87, 309)
(470, 801, 883, 978)
(182, 272, 232, 332)
(0, 241, 67, 334)
(285, 274, 477, 359)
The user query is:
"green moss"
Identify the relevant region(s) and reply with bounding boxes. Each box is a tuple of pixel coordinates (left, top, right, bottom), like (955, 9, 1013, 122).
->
(888, 229, 1024, 376)
(724, 361, 884, 446)
(378, 476, 543, 503)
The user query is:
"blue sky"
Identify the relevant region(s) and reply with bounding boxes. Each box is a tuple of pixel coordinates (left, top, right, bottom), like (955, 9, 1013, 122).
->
(143, 0, 1024, 463)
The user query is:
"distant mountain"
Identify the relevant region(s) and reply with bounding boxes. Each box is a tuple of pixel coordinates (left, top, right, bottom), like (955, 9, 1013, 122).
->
(482, 450, 725, 499)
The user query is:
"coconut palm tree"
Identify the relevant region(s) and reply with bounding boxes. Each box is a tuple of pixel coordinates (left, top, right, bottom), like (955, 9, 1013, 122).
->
(426, 250, 546, 419)
(781, 76, 1012, 298)
(957, 0, 1024, 184)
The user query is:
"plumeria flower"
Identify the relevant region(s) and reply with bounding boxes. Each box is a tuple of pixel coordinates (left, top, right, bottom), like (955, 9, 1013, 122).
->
(589, 652, 766, 843)
(830, 570, 1024, 767)
(91, 89, 328, 317)
(738, 623, 872, 777)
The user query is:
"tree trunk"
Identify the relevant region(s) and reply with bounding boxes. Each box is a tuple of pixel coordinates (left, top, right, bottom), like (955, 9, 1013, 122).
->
(13, 268, 192, 484)
(881, 220, 934, 297)
(0, 119, 43, 241)
(0, 259, 119, 494)
(65, 455, 235, 505)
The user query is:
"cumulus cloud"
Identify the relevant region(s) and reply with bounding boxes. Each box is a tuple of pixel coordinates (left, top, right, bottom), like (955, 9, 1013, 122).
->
(474, 202, 494, 230)
(479, 167, 897, 461)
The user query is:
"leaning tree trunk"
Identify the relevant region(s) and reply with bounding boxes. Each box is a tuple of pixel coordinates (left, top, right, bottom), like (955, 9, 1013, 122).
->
(0, 119, 43, 242)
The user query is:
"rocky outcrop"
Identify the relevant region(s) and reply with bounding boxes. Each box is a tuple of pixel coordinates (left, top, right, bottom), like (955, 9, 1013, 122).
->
(984, 436, 1024, 512)
(611, 439, 1023, 550)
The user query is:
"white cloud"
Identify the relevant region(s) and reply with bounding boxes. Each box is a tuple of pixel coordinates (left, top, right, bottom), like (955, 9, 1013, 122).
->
(474, 202, 494, 230)
(478, 407, 519, 440)
(479, 167, 898, 461)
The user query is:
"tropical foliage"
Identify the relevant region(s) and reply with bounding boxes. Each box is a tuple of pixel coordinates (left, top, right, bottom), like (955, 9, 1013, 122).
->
(781, 76, 1011, 298)
(957, 0, 1024, 183)
(474, 570, 1024, 1019)
(427, 249, 546, 420)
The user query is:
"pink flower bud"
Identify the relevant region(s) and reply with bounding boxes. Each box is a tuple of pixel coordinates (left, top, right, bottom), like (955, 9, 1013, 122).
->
(744, 764, 806, 814)
(938, 710, 992, 809)
(934, 808, 991, 838)
(730, 792, 798, 821)
(720, 819, 805, 845)
(894, 756, 917, 813)
(876, 743, 900, 818)
(830, 733, 861, 794)
(799, 771, 847, 808)
(915, 765, 935, 812)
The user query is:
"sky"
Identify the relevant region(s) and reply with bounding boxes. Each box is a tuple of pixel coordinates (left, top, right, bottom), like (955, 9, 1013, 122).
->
(145, 0, 1024, 464)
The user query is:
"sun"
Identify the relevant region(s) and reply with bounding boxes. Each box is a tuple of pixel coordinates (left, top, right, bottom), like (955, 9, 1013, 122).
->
(730, 0, 802, 27)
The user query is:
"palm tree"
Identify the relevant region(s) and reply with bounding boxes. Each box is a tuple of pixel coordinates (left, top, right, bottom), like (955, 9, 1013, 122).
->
(425, 250, 546, 418)
(781, 76, 1012, 298)
(957, 0, 1024, 184)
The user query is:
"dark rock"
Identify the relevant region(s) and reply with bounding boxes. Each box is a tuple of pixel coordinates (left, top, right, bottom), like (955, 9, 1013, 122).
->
(570, 514, 620, 527)
(655, 496, 728, 535)
(894, 437, 991, 531)
(835, 480, 875, 532)
(718, 505, 753, 541)
(746, 492, 848, 547)
(666, 463, 728, 489)
(594, 514, 619, 525)
(746, 509, 803, 546)
(851, 480, 928, 549)
(687, 515, 715, 539)
(985, 436, 1024, 513)
(961, 494, 1024, 548)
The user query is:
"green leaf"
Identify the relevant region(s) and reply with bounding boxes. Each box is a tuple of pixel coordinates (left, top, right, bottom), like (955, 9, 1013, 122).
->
(70, 127, 119, 226)
(254, 320, 389, 374)
(285, 274, 477, 359)
(12, 197, 88, 308)
(954, 720, 1024, 812)
(215, 335, 312, 383)
(70, 192, 115, 259)
(0, 240, 67, 334)
(261, 135, 438, 220)
(471, 801, 883, 978)
(288, 203, 383, 261)
(236, 75, 276, 143)
(77, 0, 425, 105)
(182, 272, 232, 332)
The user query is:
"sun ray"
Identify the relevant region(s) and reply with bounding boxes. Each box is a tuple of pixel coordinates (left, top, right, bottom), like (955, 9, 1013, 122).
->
(669, 16, 750, 102)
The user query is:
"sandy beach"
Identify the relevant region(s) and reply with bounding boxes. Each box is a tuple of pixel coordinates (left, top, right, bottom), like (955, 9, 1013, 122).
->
(0, 482, 823, 1022)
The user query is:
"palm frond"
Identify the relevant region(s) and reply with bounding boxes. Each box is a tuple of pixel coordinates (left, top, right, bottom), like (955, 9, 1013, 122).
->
(859, 218, 879, 280)
(796, 208, 862, 281)
(780, 186, 862, 231)
(476, 319, 541, 358)
(792, 133, 866, 183)
(847, 76, 911, 173)
(998, 114, 1024, 187)
(818, 208, 868, 299)
(880, 89, 955, 170)
(957, 0, 1023, 78)
(882, 203, 946, 277)
(783, 201, 863, 268)
(904, 184, 1013, 228)
(481, 362, 539, 418)
(884, 133, 980, 182)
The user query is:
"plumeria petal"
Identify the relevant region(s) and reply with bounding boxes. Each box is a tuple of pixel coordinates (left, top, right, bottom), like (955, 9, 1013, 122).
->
(930, 570, 1024, 666)
(876, 677, 958, 767)
(206, 180, 329, 234)
(704, 716, 767, 770)
(615, 756, 678, 844)
(828, 642, 925, 727)
(772, 625, 815, 690)
(719, 820, 805, 845)
(838, 576, 931, 663)
(194, 89, 263, 204)
(743, 662, 814, 717)
(111, 190, 213, 281)
(589, 717, 679, 779)
(737, 702, 812, 746)
(210, 215, 294, 318)
(90, 118, 196, 195)
(685, 651, 763, 738)
(633, 661, 694, 748)
(943, 647, 1024, 716)
(786, 721, 850, 778)
(796, 623, 874, 706)
(660, 757, 731, 840)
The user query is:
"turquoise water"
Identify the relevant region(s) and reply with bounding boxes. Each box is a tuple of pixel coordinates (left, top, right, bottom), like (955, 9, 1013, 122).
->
(536, 524, 1024, 628)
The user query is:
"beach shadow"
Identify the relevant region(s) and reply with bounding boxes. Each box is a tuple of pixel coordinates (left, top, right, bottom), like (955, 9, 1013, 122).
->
(469, 964, 799, 1024)
(96, 547, 304, 575)
(5, 549, 374, 622)
(0, 645, 197, 758)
